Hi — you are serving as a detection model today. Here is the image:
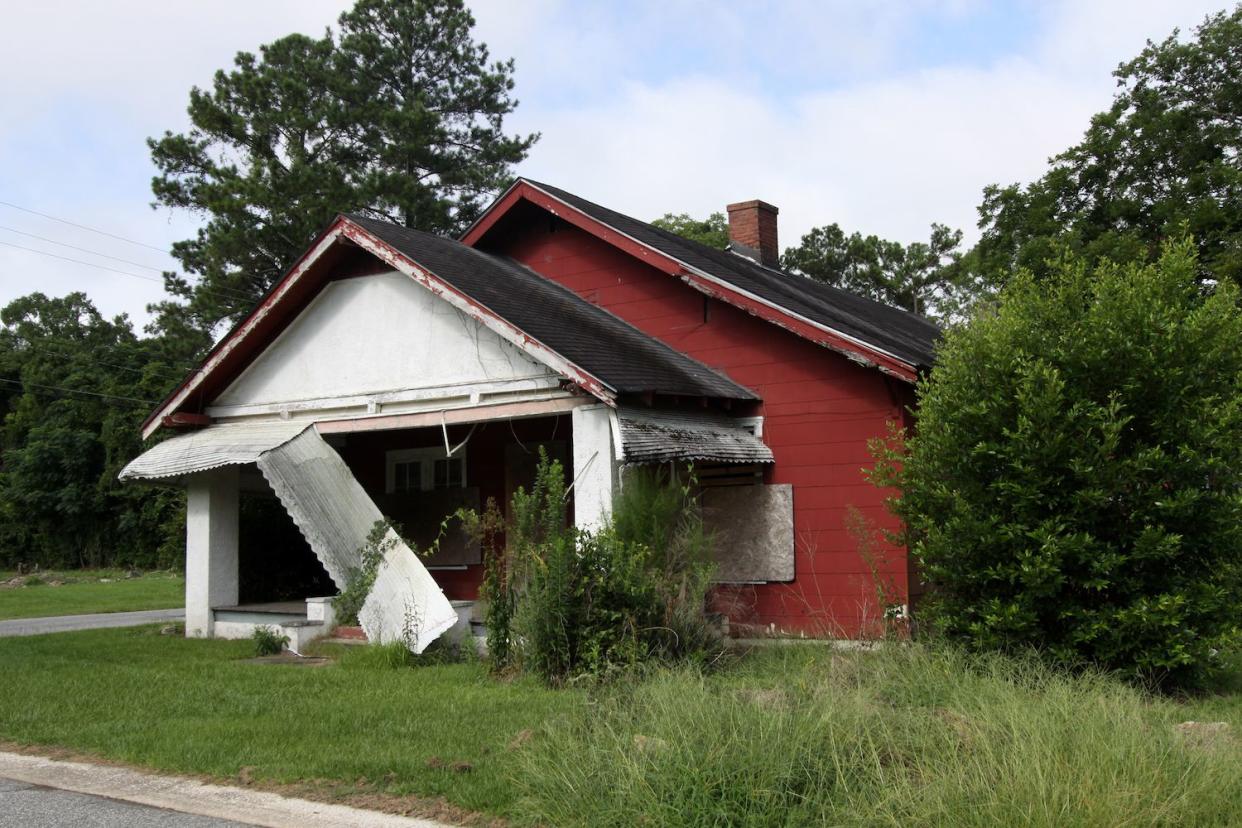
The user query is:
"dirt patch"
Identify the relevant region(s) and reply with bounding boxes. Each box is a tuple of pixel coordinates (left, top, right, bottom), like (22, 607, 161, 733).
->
(1173, 721, 1235, 751)
(736, 687, 789, 710)
(506, 729, 533, 751)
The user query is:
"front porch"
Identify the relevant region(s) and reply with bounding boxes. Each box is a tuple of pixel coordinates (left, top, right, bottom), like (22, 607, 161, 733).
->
(163, 400, 618, 650)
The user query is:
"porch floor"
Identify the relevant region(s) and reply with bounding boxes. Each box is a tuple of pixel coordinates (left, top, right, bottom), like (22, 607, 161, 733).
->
(212, 601, 307, 616)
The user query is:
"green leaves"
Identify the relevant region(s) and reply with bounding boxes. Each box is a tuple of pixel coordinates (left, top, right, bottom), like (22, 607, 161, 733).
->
(879, 238, 1242, 686)
(976, 8, 1242, 290)
(781, 221, 978, 322)
(148, 0, 537, 331)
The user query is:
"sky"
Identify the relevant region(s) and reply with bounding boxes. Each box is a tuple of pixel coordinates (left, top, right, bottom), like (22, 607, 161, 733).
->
(0, 0, 1232, 330)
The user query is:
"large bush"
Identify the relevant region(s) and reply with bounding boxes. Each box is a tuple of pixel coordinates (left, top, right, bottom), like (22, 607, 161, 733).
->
(475, 451, 718, 684)
(874, 239, 1242, 685)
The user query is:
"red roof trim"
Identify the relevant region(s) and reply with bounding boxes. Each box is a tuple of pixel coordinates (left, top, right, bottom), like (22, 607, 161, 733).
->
(461, 180, 919, 383)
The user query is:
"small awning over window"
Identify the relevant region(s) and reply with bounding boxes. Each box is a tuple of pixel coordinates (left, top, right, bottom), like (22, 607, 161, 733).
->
(617, 407, 773, 465)
(119, 421, 311, 481)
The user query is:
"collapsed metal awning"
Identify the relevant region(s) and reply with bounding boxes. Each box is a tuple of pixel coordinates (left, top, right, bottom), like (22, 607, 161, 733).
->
(617, 407, 773, 465)
(120, 423, 457, 653)
(118, 421, 310, 481)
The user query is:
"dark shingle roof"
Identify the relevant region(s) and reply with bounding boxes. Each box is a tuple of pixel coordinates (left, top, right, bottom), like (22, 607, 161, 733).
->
(346, 215, 757, 402)
(519, 179, 940, 368)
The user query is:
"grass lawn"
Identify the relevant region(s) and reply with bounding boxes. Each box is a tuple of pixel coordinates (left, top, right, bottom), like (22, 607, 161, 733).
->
(0, 628, 1239, 826)
(0, 570, 183, 620)
(0, 627, 577, 819)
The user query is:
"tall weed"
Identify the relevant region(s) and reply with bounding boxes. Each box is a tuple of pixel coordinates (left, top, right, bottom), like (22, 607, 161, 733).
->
(516, 644, 1242, 826)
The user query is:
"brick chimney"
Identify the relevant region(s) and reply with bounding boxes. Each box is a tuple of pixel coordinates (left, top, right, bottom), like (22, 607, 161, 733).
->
(726, 199, 779, 267)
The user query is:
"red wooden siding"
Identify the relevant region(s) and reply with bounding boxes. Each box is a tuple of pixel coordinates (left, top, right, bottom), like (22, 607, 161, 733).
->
(478, 215, 912, 636)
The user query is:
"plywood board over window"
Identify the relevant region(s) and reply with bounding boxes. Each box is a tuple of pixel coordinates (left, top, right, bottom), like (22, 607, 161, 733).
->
(702, 484, 794, 583)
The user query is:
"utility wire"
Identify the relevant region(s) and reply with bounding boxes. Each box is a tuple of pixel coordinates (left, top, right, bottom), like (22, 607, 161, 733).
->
(0, 224, 166, 272)
(0, 200, 169, 254)
(14, 341, 192, 383)
(0, 376, 155, 405)
(0, 239, 257, 304)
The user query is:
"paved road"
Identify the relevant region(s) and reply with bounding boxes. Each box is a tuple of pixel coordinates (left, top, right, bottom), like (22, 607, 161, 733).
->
(0, 752, 452, 828)
(0, 608, 184, 637)
(0, 776, 249, 827)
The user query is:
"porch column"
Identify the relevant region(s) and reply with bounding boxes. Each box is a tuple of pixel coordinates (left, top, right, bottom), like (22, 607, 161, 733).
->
(184, 466, 240, 638)
(571, 404, 617, 532)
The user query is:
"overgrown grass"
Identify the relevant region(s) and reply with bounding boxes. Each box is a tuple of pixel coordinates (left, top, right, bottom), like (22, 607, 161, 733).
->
(0, 628, 1238, 824)
(0, 570, 183, 619)
(514, 646, 1242, 827)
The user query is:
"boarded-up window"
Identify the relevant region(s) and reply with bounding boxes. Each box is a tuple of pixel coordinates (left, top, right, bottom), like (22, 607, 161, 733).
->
(701, 484, 794, 583)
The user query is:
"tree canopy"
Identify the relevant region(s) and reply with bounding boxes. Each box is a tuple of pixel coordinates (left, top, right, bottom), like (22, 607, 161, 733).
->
(782, 222, 973, 321)
(0, 293, 190, 569)
(651, 212, 730, 249)
(149, 0, 536, 330)
(873, 238, 1242, 686)
(976, 6, 1242, 286)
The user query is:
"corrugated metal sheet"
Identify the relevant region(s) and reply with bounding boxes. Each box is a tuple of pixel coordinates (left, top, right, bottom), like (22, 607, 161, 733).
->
(256, 428, 458, 653)
(119, 421, 311, 481)
(617, 407, 774, 465)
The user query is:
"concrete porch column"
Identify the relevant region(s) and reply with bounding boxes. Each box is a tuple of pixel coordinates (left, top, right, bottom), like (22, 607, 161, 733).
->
(184, 466, 239, 638)
(571, 404, 618, 532)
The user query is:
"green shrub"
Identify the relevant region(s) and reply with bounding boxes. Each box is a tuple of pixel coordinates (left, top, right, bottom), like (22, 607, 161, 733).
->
(472, 450, 719, 684)
(251, 625, 288, 656)
(873, 238, 1242, 686)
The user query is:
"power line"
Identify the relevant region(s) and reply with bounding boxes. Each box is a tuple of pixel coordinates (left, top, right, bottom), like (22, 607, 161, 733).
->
(14, 340, 193, 382)
(0, 239, 258, 303)
(0, 239, 165, 284)
(0, 376, 155, 405)
(0, 200, 169, 254)
(0, 225, 166, 272)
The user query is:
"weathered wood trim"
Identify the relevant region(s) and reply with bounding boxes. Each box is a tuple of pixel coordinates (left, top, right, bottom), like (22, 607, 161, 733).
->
(141, 225, 348, 439)
(206, 375, 563, 420)
(313, 395, 590, 434)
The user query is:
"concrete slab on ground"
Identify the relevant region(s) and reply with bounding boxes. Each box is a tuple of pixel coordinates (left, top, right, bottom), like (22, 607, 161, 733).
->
(0, 609, 184, 637)
(0, 752, 453, 828)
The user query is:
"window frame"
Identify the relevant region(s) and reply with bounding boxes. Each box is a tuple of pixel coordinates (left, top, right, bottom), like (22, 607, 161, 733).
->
(384, 447, 468, 493)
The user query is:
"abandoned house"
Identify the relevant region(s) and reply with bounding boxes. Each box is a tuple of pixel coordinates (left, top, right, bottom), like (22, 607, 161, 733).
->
(120, 179, 939, 651)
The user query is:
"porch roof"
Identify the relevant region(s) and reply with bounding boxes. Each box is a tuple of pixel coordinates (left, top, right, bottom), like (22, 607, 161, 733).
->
(119, 421, 310, 481)
(617, 407, 774, 465)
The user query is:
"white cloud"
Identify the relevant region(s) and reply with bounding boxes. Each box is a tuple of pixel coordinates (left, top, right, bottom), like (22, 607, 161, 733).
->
(0, 0, 1231, 328)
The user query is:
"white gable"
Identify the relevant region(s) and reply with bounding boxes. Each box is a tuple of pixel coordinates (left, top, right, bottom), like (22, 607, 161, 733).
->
(209, 271, 562, 420)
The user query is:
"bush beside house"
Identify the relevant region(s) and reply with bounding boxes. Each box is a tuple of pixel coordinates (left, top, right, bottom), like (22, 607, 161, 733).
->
(874, 238, 1242, 686)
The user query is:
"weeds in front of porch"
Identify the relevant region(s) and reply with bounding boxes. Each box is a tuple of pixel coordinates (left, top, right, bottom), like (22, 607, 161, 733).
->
(251, 625, 289, 656)
(333, 521, 391, 625)
(467, 451, 720, 685)
(338, 636, 475, 671)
